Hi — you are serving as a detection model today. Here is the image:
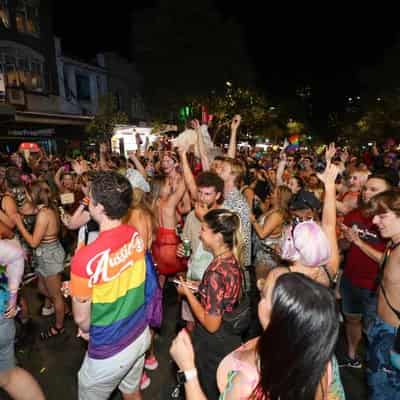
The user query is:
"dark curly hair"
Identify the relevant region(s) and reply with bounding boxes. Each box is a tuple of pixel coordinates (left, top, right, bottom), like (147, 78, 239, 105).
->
(90, 171, 132, 220)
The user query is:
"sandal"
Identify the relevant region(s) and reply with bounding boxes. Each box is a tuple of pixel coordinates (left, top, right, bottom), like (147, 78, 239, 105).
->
(40, 325, 65, 340)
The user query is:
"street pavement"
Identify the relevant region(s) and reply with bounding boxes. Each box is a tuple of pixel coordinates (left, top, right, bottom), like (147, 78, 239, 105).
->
(2, 282, 367, 400)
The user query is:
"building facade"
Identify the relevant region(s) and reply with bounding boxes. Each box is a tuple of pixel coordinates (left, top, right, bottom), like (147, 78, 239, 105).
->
(0, 0, 148, 154)
(0, 0, 92, 153)
(101, 52, 147, 123)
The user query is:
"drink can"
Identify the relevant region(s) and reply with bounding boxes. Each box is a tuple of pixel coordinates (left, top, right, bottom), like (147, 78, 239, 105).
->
(183, 239, 191, 257)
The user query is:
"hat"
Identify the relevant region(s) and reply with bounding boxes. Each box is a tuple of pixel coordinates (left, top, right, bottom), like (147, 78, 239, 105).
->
(289, 189, 321, 211)
(125, 168, 150, 193)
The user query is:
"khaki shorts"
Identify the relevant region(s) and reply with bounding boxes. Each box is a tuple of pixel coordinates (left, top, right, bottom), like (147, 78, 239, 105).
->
(78, 327, 151, 400)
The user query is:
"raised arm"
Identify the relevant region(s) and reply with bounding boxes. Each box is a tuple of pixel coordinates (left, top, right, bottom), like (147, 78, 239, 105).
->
(197, 123, 211, 172)
(227, 114, 241, 159)
(99, 143, 111, 171)
(178, 147, 198, 201)
(127, 150, 147, 178)
(317, 163, 340, 275)
(54, 166, 64, 191)
(168, 177, 187, 208)
(64, 204, 91, 230)
(276, 152, 286, 186)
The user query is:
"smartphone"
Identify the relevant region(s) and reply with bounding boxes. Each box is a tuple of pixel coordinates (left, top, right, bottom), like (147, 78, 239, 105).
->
(171, 278, 198, 292)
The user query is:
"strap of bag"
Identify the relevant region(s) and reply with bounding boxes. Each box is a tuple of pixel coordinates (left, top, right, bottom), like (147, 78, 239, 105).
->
(377, 242, 400, 321)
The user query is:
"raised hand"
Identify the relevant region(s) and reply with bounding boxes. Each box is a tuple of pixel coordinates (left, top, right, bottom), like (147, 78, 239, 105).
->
(71, 160, 87, 176)
(317, 163, 339, 186)
(325, 142, 336, 165)
(231, 114, 241, 131)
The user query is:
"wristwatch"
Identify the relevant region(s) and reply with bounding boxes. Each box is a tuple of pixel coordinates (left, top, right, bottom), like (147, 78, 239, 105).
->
(176, 368, 197, 384)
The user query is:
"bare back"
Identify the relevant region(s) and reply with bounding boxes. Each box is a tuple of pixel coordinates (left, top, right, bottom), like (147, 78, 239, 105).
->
(126, 208, 154, 250)
(38, 207, 60, 242)
(378, 246, 400, 327)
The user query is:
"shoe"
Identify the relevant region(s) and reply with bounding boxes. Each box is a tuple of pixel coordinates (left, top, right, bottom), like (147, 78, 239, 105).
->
(339, 356, 362, 368)
(140, 372, 151, 390)
(144, 355, 159, 371)
(41, 305, 55, 316)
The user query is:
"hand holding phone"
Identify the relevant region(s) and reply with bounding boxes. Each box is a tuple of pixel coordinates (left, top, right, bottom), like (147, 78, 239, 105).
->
(172, 278, 198, 292)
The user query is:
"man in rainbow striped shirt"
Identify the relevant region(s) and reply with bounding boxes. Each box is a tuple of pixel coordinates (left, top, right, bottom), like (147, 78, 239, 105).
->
(70, 171, 150, 400)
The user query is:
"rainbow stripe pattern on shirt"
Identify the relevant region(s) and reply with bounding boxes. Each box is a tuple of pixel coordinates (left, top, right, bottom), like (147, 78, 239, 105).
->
(71, 226, 147, 359)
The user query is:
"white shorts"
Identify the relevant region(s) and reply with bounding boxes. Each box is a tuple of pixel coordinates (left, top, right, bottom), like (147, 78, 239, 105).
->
(78, 327, 151, 400)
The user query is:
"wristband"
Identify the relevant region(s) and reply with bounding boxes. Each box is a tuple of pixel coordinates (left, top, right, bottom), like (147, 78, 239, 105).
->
(184, 368, 197, 382)
(80, 197, 90, 211)
(177, 368, 197, 384)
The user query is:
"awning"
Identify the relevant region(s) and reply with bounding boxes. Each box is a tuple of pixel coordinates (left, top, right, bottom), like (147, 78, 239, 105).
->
(15, 111, 93, 126)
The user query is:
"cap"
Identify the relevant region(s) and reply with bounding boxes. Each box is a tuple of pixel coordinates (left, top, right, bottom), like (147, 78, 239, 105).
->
(125, 168, 150, 193)
(289, 189, 321, 211)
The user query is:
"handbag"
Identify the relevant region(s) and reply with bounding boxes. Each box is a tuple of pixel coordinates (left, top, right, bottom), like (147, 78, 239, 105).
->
(222, 267, 252, 336)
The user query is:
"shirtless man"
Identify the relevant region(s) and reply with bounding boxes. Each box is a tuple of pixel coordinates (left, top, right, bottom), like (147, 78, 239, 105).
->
(367, 190, 400, 399)
(161, 151, 191, 216)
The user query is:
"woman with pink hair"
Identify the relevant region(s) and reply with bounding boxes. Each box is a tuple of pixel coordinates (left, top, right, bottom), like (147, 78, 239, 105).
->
(268, 157, 340, 289)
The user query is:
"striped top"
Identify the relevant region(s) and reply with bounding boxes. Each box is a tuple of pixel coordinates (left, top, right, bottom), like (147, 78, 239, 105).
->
(70, 224, 147, 359)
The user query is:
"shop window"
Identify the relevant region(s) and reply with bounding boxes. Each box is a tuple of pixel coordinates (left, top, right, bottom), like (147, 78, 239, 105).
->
(16, 0, 40, 37)
(0, 44, 45, 92)
(76, 74, 91, 101)
(0, 0, 10, 29)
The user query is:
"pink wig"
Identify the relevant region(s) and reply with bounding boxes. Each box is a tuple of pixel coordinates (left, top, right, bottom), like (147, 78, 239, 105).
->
(281, 221, 331, 267)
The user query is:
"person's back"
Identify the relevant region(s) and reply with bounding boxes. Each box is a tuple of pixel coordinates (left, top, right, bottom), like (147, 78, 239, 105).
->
(71, 224, 147, 359)
(70, 171, 151, 400)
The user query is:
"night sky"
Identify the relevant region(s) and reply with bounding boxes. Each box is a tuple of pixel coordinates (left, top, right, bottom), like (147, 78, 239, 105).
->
(54, 3, 399, 117)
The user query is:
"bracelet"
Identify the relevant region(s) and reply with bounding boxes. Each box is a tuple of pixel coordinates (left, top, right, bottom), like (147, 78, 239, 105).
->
(184, 368, 197, 382)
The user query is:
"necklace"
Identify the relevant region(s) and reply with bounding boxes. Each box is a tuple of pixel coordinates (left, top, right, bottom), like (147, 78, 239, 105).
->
(214, 249, 231, 258)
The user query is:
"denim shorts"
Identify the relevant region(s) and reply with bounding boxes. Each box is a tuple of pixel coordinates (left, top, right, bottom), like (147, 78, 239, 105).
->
(340, 274, 377, 330)
(367, 316, 400, 400)
(35, 241, 65, 278)
(0, 317, 16, 372)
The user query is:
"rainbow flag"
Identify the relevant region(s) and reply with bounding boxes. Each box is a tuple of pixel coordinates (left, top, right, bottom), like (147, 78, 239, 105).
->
(70, 225, 147, 359)
(286, 134, 300, 152)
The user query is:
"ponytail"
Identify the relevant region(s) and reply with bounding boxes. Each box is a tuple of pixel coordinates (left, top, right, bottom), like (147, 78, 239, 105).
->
(204, 209, 244, 267)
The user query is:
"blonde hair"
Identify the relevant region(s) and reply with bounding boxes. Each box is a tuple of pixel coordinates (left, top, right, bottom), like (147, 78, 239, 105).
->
(223, 158, 246, 188)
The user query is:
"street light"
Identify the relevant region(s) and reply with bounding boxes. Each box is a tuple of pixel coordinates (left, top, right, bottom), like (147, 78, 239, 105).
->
(226, 81, 232, 87)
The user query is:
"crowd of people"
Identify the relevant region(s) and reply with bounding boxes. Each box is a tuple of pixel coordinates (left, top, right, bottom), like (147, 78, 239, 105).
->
(0, 116, 400, 400)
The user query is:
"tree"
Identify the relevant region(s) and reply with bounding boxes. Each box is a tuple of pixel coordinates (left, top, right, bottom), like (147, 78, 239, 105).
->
(188, 86, 303, 144)
(340, 93, 400, 145)
(85, 93, 128, 142)
(132, 0, 256, 119)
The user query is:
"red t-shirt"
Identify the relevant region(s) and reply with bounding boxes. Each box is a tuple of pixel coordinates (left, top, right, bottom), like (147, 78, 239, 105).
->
(343, 209, 386, 290)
